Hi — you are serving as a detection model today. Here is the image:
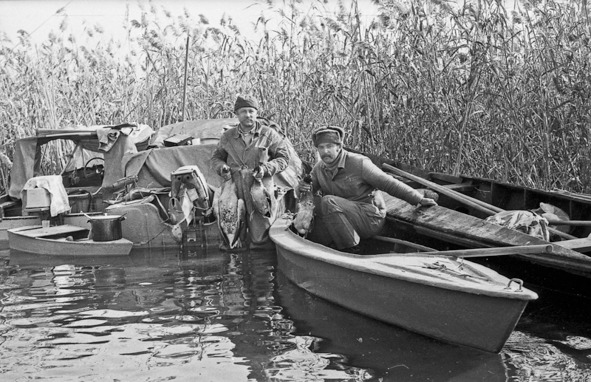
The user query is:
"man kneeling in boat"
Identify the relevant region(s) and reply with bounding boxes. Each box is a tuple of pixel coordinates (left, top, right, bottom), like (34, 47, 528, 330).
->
(297, 126, 437, 254)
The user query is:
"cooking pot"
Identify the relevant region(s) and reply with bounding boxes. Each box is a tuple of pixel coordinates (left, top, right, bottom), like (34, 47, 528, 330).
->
(88, 215, 125, 242)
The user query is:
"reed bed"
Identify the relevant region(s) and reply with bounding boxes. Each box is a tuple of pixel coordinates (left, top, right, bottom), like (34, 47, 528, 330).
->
(1, 0, 591, 194)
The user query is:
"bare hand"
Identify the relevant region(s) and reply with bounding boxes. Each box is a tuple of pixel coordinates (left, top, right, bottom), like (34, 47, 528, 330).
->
(418, 198, 437, 207)
(298, 181, 312, 194)
(221, 165, 231, 181)
(253, 165, 265, 180)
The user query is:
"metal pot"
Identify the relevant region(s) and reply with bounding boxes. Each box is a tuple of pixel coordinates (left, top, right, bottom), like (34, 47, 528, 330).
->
(88, 215, 125, 242)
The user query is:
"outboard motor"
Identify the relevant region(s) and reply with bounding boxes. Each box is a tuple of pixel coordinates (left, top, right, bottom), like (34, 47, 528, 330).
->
(169, 165, 215, 249)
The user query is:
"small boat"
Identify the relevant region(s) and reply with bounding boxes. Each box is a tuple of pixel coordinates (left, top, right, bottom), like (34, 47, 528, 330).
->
(351, 150, 591, 289)
(8, 225, 133, 256)
(0, 124, 153, 248)
(269, 216, 538, 353)
(2, 119, 301, 251)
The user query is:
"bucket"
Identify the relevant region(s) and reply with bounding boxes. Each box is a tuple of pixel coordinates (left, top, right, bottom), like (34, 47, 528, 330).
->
(68, 190, 91, 213)
(88, 215, 125, 242)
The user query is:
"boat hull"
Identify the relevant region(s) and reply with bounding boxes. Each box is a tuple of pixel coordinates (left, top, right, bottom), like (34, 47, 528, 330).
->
(0, 212, 102, 249)
(0, 217, 41, 249)
(270, 218, 537, 353)
(106, 202, 221, 249)
(8, 225, 133, 256)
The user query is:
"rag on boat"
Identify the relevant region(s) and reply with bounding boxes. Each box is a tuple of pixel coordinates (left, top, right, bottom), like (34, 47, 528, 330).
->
(21, 175, 70, 217)
(485, 210, 550, 241)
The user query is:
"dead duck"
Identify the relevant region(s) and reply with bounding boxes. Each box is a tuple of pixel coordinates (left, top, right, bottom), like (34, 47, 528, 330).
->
(250, 177, 274, 218)
(293, 174, 314, 236)
(213, 179, 245, 249)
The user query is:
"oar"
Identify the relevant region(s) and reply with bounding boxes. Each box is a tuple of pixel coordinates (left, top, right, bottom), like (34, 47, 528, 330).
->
(382, 163, 577, 240)
(368, 244, 554, 260)
(433, 244, 553, 258)
(382, 163, 498, 216)
(544, 219, 591, 226)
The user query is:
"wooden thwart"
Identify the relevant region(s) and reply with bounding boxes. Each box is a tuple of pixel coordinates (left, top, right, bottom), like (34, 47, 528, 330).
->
(20, 225, 88, 238)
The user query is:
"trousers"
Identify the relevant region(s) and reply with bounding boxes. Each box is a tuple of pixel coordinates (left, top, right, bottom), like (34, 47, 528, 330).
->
(307, 195, 385, 249)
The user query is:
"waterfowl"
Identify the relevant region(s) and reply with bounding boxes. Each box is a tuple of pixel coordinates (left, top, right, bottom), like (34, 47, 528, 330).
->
(214, 179, 245, 249)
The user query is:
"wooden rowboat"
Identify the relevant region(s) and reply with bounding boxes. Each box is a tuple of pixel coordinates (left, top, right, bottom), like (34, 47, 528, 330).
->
(382, 193, 591, 277)
(8, 225, 133, 256)
(351, 150, 591, 288)
(269, 216, 538, 353)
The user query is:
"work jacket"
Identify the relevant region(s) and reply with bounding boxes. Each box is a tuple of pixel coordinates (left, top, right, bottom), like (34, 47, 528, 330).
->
(310, 150, 423, 217)
(210, 121, 290, 177)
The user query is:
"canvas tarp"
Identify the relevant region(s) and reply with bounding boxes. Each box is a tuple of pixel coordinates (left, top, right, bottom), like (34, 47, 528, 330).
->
(123, 144, 223, 190)
(130, 118, 303, 191)
(8, 125, 152, 199)
(150, 118, 237, 147)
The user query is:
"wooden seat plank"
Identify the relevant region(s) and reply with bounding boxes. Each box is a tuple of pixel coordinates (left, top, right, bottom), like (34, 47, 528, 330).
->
(19, 225, 89, 238)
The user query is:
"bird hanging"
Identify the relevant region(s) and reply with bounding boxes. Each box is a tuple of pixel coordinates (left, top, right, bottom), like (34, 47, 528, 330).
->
(293, 174, 314, 236)
(213, 179, 245, 249)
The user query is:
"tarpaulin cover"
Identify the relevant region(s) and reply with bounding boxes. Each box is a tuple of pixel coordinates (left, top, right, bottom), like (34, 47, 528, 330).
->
(126, 118, 303, 191)
(150, 118, 237, 147)
(124, 144, 223, 189)
(8, 125, 152, 199)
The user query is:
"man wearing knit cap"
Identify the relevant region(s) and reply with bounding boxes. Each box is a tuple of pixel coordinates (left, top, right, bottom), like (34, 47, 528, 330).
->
(298, 125, 437, 253)
(210, 95, 292, 250)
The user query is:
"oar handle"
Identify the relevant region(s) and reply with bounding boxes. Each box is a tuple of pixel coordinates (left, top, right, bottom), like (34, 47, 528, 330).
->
(546, 219, 591, 226)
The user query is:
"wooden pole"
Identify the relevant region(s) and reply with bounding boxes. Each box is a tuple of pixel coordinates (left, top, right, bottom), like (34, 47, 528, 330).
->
(369, 244, 554, 259)
(181, 33, 190, 122)
(436, 244, 553, 258)
(382, 163, 498, 216)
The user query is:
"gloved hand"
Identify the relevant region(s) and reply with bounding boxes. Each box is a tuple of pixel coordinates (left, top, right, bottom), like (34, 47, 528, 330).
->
(253, 165, 266, 180)
(220, 165, 231, 181)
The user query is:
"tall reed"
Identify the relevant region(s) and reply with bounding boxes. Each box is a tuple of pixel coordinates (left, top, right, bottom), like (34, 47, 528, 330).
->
(1, 0, 591, 194)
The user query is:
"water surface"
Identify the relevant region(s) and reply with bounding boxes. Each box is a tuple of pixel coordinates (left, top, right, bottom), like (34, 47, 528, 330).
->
(1, 247, 590, 381)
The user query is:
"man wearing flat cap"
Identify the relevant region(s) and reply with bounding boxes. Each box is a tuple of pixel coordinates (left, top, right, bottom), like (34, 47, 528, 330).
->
(211, 95, 293, 250)
(298, 125, 437, 253)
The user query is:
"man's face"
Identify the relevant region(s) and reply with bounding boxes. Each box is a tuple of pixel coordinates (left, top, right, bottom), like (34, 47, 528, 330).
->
(317, 142, 341, 164)
(236, 107, 257, 129)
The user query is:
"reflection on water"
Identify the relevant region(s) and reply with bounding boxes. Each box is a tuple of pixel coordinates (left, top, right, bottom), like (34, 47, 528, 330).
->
(0, 248, 366, 381)
(0, 248, 591, 381)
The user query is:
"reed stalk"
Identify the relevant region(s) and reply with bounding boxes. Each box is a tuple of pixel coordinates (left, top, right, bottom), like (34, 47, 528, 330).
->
(1, 0, 591, 194)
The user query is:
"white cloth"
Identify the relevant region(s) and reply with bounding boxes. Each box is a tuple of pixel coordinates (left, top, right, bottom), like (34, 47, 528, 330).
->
(485, 210, 550, 241)
(22, 175, 70, 216)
